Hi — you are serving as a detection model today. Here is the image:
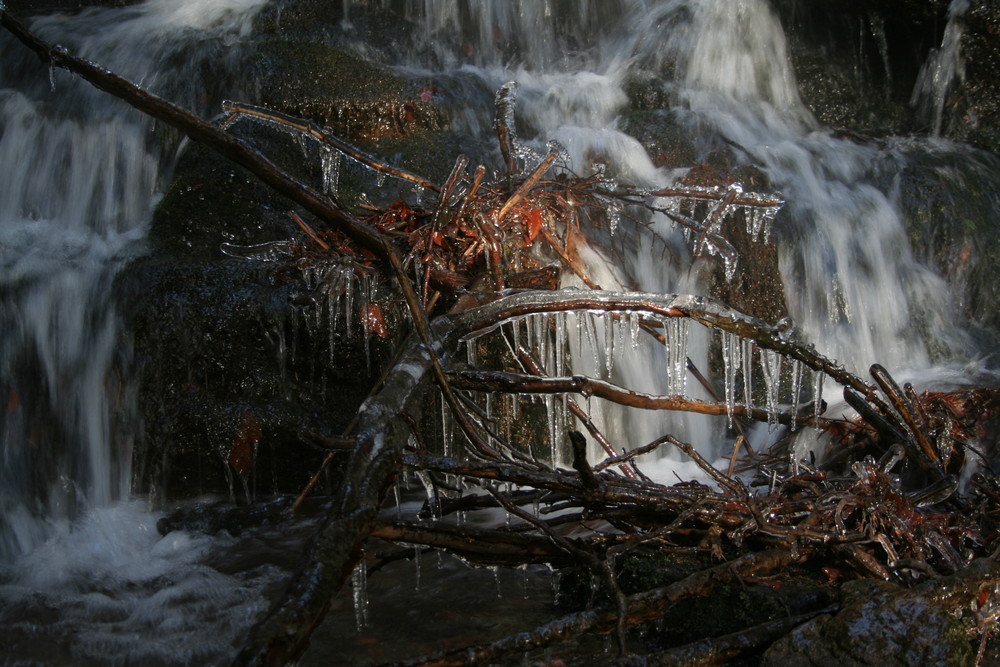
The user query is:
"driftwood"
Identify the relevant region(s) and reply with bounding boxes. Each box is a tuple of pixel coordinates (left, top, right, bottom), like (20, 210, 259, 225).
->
(6, 7, 1000, 665)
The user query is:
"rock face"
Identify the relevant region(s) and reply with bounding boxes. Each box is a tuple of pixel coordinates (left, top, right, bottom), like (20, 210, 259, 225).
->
(773, 0, 1000, 154)
(762, 578, 973, 666)
(116, 6, 437, 501)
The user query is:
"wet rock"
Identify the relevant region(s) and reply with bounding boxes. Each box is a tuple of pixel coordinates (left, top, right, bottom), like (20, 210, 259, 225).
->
(889, 142, 1000, 357)
(250, 39, 445, 144)
(120, 113, 406, 501)
(956, 3, 1000, 155)
(761, 578, 973, 666)
(772, 0, 1000, 156)
(4, 0, 138, 14)
(773, 0, 945, 138)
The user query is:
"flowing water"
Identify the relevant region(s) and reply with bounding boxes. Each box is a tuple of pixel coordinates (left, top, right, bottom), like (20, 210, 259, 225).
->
(1, 0, 999, 663)
(0, 1, 279, 663)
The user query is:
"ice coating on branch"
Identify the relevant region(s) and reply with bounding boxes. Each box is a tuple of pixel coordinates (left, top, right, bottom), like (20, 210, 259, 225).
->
(219, 240, 294, 261)
(495, 81, 545, 173)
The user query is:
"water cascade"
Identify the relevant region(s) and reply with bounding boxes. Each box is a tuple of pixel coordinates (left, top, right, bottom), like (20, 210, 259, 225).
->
(376, 0, 997, 465)
(0, 1, 275, 663)
(2, 0, 1000, 662)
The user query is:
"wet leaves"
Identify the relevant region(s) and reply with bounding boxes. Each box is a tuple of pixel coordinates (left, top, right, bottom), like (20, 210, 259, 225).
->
(360, 302, 389, 339)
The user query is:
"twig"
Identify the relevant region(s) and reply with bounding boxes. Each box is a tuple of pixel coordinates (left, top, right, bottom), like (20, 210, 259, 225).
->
(287, 211, 330, 251)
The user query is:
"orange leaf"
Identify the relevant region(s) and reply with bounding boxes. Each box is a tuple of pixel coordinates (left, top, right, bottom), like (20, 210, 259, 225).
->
(978, 587, 992, 609)
(821, 567, 843, 584)
(524, 208, 544, 244)
(361, 302, 389, 339)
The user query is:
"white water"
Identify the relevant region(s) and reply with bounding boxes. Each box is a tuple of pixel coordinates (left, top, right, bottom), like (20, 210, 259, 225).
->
(0, 0, 273, 663)
(374, 0, 996, 469)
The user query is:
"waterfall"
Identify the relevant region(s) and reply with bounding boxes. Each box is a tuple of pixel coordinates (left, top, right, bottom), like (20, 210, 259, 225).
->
(0, 0, 268, 568)
(911, 0, 970, 137)
(1, 0, 998, 661)
(0, 3, 283, 662)
(370, 0, 994, 465)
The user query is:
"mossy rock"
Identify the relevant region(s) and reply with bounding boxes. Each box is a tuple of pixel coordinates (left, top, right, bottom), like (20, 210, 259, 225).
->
(251, 39, 445, 143)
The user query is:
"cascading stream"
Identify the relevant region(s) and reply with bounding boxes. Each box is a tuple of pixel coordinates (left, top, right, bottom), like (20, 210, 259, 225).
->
(0, 0, 268, 559)
(375, 0, 995, 463)
(0, 2, 280, 664)
(1, 0, 998, 662)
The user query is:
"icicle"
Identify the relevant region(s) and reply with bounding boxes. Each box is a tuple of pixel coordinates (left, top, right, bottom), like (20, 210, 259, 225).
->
(554, 311, 566, 377)
(492, 566, 502, 599)
(583, 311, 601, 374)
(742, 339, 754, 409)
(789, 359, 804, 431)
(466, 336, 479, 368)
(613, 312, 627, 367)
(664, 318, 689, 397)
(362, 278, 374, 374)
(721, 331, 740, 425)
(535, 313, 548, 371)
(351, 549, 369, 629)
(603, 313, 615, 379)
(546, 394, 558, 465)
(760, 349, 782, 428)
(294, 130, 309, 157)
(413, 546, 421, 592)
(628, 311, 640, 350)
(812, 369, 825, 430)
(327, 288, 337, 364)
(523, 314, 534, 360)
(375, 171, 387, 188)
(722, 253, 737, 282)
(441, 392, 452, 457)
(394, 483, 402, 517)
(761, 206, 778, 243)
(416, 470, 437, 519)
(343, 272, 355, 340)
(321, 146, 341, 196)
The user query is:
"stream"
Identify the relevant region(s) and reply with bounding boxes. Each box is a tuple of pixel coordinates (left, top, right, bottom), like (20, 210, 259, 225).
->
(1, 0, 999, 664)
